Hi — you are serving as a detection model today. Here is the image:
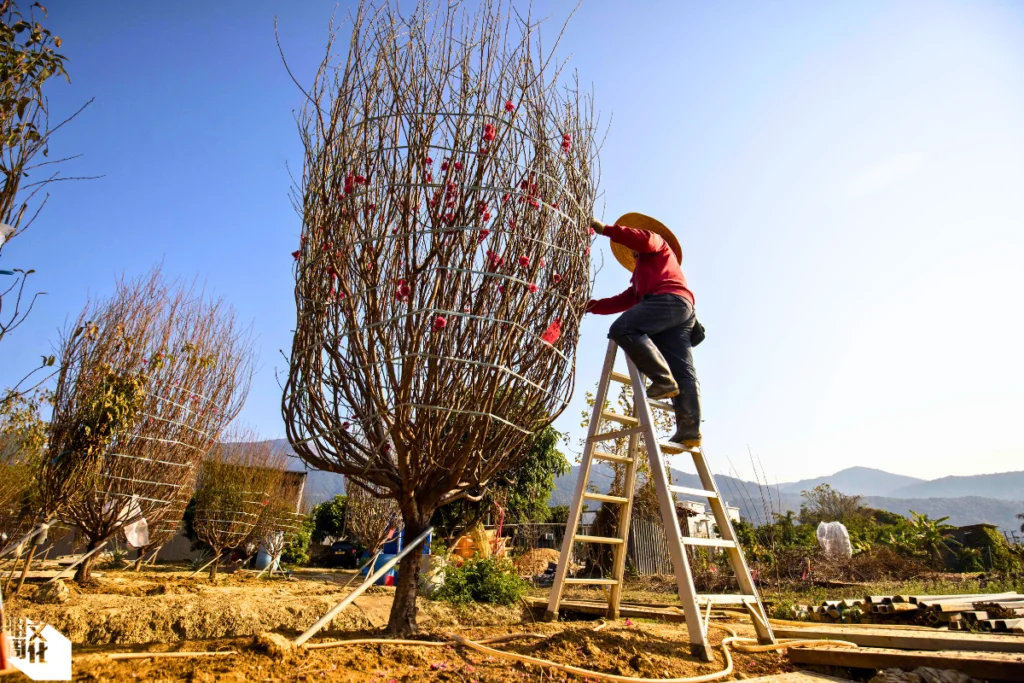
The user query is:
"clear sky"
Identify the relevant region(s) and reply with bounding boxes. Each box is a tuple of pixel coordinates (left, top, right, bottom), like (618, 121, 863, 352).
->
(1, 1, 1022, 484)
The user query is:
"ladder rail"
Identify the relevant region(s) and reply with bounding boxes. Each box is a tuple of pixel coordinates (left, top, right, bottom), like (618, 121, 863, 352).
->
(544, 341, 618, 621)
(626, 357, 713, 662)
(607, 429, 640, 619)
(692, 449, 777, 645)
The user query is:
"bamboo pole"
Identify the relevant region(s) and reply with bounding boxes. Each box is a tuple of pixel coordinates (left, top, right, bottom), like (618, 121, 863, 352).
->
(13, 544, 37, 595)
(293, 527, 432, 646)
(188, 552, 222, 579)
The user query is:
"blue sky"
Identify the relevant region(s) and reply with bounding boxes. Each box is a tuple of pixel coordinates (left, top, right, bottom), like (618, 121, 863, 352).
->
(1, 1, 1022, 483)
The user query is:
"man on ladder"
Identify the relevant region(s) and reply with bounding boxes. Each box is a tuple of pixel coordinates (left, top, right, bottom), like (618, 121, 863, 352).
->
(587, 213, 703, 448)
(546, 212, 775, 660)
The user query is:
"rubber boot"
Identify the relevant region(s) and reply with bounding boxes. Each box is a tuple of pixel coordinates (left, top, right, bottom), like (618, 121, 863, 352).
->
(615, 335, 679, 400)
(668, 389, 702, 447)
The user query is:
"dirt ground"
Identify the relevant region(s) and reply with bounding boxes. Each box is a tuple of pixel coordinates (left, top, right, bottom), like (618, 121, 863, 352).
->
(3, 566, 793, 682)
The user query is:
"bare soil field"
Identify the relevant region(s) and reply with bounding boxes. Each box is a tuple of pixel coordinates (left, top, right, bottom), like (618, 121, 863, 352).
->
(3, 565, 791, 682)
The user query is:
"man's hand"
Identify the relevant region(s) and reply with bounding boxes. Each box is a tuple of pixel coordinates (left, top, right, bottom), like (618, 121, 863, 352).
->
(590, 218, 605, 234)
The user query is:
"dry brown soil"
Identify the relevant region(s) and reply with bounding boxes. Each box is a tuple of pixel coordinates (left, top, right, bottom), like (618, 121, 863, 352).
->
(3, 566, 791, 682)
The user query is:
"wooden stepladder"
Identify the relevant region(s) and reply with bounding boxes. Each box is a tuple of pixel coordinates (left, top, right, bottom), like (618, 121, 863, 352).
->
(544, 340, 776, 661)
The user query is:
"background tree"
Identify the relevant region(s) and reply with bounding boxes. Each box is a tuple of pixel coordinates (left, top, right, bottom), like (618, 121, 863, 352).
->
(0, 1, 91, 403)
(282, 0, 598, 635)
(346, 477, 402, 556)
(308, 494, 348, 545)
(798, 484, 863, 526)
(246, 473, 307, 573)
(0, 389, 44, 532)
(192, 436, 285, 581)
(431, 425, 568, 543)
(55, 271, 254, 583)
(573, 383, 675, 573)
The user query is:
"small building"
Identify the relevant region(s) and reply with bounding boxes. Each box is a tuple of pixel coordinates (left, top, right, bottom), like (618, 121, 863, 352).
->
(676, 500, 740, 539)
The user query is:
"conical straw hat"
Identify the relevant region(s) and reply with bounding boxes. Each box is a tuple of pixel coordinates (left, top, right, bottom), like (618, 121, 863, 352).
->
(609, 212, 682, 272)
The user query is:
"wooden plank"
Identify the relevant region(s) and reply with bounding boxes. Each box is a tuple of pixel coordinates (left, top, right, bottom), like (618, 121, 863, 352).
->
(909, 592, 1019, 604)
(917, 592, 1021, 608)
(0, 570, 104, 579)
(774, 625, 1024, 654)
(743, 672, 855, 683)
(525, 596, 686, 623)
(788, 646, 1024, 681)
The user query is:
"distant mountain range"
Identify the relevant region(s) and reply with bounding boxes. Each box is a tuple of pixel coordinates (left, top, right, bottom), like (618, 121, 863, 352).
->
(269, 438, 1024, 534)
(552, 464, 1024, 534)
(775, 466, 924, 497)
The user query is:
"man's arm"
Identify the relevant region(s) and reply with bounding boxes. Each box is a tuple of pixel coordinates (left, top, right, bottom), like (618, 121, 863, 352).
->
(590, 218, 662, 254)
(586, 288, 636, 315)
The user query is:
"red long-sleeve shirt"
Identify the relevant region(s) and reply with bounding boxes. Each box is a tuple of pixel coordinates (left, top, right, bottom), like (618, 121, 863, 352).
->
(587, 224, 694, 315)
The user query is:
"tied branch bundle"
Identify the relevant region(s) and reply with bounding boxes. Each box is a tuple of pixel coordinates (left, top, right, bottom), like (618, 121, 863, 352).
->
(282, 0, 601, 635)
(34, 269, 254, 583)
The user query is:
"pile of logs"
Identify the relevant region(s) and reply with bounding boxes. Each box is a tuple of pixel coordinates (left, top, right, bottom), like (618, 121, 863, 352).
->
(796, 592, 1024, 634)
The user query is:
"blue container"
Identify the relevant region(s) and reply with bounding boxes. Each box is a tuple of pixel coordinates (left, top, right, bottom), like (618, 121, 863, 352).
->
(380, 530, 432, 556)
(361, 552, 398, 585)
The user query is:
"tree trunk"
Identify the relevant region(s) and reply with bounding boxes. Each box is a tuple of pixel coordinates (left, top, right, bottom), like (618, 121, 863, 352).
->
(385, 513, 430, 637)
(209, 554, 219, 582)
(75, 540, 99, 584)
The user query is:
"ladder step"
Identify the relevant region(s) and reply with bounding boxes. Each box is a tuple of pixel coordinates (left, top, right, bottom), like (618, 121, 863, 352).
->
(669, 485, 718, 499)
(697, 594, 758, 605)
(600, 410, 639, 427)
(681, 536, 736, 548)
(583, 492, 629, 504)
(609, 371, 632, 385)
(574, 535, 624, 545)
(593, 451, 632, 464)
(649, 399, 674, 412)
(588, 426, 644, 442)
(564, 578, 619, 586)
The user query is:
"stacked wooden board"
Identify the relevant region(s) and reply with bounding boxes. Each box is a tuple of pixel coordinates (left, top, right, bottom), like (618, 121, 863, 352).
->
(777, 624, 1024, 681)
(795, 592, 1024, 634)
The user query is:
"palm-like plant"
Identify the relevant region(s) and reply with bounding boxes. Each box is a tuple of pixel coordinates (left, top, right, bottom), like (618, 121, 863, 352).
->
(908, 511, 960, 566)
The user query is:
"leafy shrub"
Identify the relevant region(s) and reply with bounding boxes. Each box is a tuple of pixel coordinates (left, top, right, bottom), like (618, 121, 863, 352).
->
(281, 516, 313, 566)
(433, 557, 529, 606)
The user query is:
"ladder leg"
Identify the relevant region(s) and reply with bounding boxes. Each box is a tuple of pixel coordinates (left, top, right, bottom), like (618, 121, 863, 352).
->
(545, 340, 618, 622)
(607, 428, 640, 619)
(692, 449, 776, 645)
(627, 359, 713, 662)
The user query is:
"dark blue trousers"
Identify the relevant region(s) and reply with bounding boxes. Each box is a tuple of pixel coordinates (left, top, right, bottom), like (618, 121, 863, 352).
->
(608, 293, 701, 436)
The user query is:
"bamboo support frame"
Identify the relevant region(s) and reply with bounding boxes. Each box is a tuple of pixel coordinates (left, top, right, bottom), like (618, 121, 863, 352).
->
(293, 526, 433, 646)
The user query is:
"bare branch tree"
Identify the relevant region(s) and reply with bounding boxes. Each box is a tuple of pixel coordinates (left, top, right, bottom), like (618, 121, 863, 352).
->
(345, 476, 402, 555)
(248, 474, 307, 574)
(282, 0, 599, 634)
(192, 435, 286, 581)
(38, 269, 255, 583)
